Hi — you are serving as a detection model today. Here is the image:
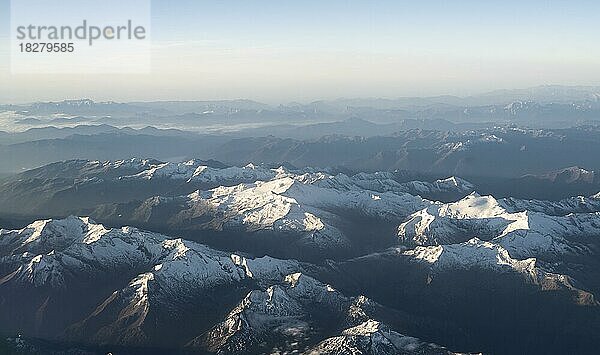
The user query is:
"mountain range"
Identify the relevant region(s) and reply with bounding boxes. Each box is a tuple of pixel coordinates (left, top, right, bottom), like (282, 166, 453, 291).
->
(1, 158, 600, 353)
(2, 87, 600, 354)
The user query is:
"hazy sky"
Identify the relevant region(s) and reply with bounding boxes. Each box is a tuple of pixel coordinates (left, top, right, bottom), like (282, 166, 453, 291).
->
(1, 0, 600, 103)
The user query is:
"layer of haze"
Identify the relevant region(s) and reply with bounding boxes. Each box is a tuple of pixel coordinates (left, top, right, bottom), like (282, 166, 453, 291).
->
(1, 0, 599, 104)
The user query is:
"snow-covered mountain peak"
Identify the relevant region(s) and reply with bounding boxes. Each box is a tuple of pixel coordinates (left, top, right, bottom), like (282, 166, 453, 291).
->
(398, 194, 525, 247)
(199, 270, 350, 353)
(437, 193, 506, 218)
(402, 193, 600, 251)
(204, 177, 297, 201)
(162, 238, 191, 260)
(399, 190, 600, 261)
(0, 216, 110, 255)
(0, 250, 70, 287)
(307, 319, 457, 355)
(0, 217, 178, 288)
(119, 160, 282, 184)
(405, 238, 537, 275)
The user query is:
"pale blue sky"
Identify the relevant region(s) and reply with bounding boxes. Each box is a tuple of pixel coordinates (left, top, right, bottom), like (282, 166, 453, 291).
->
(1, 0, 600, 103)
